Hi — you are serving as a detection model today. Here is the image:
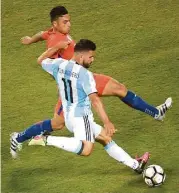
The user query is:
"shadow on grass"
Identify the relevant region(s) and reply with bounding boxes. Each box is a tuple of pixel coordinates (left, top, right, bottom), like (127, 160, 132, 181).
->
(7, 165, 72, 193)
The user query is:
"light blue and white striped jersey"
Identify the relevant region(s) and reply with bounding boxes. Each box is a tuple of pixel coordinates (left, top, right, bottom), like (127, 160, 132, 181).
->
(42, 58, 97, 117)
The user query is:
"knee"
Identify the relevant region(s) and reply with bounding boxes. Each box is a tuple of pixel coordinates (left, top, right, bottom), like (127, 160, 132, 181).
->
(82, 149, 92, 156)
(114, 83, 128, 97)
(108, 79, 128, 97)
(80, 143, 94, 156)
(51, 116, 65, 130)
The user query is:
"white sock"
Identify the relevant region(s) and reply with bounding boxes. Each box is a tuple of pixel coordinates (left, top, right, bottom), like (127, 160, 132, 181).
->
(47, 136, 83, 154)
(104, 141, 139, 169)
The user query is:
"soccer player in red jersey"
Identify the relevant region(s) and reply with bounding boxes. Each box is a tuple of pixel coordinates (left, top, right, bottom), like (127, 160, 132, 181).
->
(19, 6, 172, 139)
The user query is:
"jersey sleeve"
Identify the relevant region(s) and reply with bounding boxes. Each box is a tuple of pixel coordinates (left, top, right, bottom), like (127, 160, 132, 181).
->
(41, 31, 49, 40)
(82, 70, 97, 96)
(41, 58, 63, 81)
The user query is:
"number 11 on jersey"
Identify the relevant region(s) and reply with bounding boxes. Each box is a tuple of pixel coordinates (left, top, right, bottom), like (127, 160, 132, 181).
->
(62, 78, 73, 103)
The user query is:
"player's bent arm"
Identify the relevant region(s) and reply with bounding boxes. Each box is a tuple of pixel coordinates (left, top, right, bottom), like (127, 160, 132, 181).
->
(21, 31, 44, 45)
(89, 93, 116, 136)
(37, 41, 71, 64)
(37, 47, 60, 65)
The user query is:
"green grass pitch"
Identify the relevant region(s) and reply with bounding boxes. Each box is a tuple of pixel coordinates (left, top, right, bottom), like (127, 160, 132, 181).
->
(2, 0, 179, 192)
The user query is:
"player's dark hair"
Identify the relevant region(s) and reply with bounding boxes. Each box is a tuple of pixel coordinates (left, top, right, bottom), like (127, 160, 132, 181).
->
(74, 39, 96, 52)
(50, 6, 68, 22)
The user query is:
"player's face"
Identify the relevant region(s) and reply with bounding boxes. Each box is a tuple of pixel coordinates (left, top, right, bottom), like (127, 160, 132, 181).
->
(82, 51, 95, 68)
(53, 14, 71, 34)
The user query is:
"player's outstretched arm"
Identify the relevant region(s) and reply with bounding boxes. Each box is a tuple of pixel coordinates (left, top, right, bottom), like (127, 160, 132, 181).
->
(21, 31, 44, 45)
(89, 93, 116, 137)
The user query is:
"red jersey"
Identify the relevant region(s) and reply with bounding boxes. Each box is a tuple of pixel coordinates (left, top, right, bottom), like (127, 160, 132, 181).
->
(42, 28, 111, 98)
(42, 28, 75, 60)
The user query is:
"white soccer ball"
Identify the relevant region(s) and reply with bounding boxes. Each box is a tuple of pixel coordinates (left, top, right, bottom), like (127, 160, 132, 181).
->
(143, 165, 166, 187)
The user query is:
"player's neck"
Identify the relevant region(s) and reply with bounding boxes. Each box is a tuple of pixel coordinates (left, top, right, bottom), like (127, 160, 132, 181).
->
(71, 56, 82, 66)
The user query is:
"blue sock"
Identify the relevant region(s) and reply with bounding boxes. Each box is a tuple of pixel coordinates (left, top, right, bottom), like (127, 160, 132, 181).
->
(16, 119, 53, 143)
(121, 91, 159, 117)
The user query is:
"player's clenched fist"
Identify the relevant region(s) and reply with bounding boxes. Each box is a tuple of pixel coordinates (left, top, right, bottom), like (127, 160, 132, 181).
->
(104, 121, 116, 137)
(54, 40, 71, 50)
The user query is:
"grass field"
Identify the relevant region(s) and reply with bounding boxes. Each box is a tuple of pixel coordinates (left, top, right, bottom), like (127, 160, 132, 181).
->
(2, 0, 179, 192)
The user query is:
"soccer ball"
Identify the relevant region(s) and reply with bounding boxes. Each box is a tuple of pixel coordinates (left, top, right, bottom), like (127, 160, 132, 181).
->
(143, 165, 166, 187)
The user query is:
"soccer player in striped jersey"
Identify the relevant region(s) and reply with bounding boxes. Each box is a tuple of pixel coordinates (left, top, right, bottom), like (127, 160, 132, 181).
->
(11, 39, 150, 174)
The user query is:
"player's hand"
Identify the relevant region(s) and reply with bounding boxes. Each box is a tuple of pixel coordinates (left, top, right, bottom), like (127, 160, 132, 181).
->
(55, 40, 71, 50)
(21, 36, 32, 45)
(104, 121, 116, 137)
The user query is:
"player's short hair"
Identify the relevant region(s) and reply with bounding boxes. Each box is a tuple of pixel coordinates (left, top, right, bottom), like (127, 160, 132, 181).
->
(50, 6, 68, 22)
(74, 39, 96, 52)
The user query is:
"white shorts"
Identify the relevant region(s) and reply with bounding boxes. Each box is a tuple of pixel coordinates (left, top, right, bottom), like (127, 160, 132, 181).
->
(65, 114, 102, 143)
